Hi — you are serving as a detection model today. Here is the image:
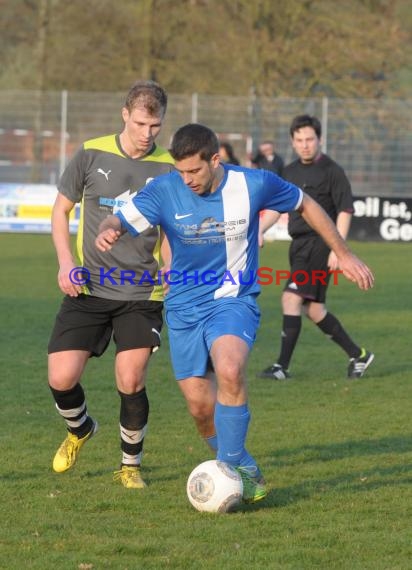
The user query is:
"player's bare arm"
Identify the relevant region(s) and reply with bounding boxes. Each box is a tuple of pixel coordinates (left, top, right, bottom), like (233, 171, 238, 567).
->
(51, 192, 83, 297)
(328, 211, 352, 270)
(159, 229, 172, 294)
(160, 229, 172, 267)
(298, 193, 374, 290)
(258, 209, 281, 247)
(95, 215, 124, 251)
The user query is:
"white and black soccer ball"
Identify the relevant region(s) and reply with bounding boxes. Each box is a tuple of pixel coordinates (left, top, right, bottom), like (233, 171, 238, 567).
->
(186, 460, 243, 513)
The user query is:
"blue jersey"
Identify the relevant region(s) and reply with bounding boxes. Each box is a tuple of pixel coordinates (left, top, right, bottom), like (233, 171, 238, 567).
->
(116, 164, 302, 309)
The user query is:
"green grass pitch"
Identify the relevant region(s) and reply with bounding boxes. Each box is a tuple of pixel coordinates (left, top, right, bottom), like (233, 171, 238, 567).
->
(0, 234, 411, 569)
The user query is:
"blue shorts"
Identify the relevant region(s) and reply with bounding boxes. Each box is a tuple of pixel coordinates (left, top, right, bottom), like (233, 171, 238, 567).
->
(165, 296, 260, 380)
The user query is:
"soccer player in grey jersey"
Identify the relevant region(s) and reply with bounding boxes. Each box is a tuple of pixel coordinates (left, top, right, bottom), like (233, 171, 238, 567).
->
(48, 80, 174, 488)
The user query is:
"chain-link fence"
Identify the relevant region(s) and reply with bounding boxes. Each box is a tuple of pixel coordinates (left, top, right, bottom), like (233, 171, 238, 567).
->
(0, 90, 411, 197)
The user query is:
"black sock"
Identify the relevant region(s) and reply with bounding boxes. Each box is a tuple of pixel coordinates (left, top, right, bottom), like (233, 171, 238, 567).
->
(119, 388, 149, 466)
(316, 312, 361, 358)
(278, 315, 302, 369)
(49, 384, 93, 437)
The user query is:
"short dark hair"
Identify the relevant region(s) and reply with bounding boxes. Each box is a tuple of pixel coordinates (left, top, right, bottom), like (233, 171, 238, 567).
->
(170, 124, 219, 161)
(124, 80, 168, 116)
(290, 114, 322, 138)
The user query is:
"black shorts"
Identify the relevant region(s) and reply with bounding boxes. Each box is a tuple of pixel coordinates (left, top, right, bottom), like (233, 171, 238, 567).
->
(284, 235, 331, 303)
(48, 295, 163, 357)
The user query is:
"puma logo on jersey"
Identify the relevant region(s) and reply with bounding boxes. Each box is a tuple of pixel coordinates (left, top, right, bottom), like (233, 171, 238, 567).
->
(97, 168, 111, 180)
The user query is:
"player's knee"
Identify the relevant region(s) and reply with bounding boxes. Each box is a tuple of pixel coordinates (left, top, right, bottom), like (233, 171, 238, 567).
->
(282, 291, 302, 313)
(48, 352, 87, 388)
(188, 400, 213, 423)
(215, 360, 242, 385)
(116, 372, 146, 393)
(307, 304, 327, 322)
(48, 374, 79, 391)
(48, 365, 82, 389)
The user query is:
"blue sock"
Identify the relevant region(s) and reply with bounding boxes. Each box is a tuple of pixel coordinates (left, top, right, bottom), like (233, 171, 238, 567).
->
(204, 434, 218, 452)
(215, 402, 256, 469)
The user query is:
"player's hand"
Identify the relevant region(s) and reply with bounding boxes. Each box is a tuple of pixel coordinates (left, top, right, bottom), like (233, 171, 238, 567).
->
(337, 253, 374, 290)
(95, 229, 121, 251)
(57, 262, 84, 297)
(327, 250, 339, 271)
(258, 227, 265, 248)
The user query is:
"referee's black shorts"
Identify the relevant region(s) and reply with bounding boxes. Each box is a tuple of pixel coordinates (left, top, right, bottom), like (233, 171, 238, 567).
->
(48, 294, 163, 357)
(284, 235, 331, 303)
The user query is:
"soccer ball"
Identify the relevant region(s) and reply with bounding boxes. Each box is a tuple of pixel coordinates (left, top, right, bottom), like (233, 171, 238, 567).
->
(186, 460, 243, 513)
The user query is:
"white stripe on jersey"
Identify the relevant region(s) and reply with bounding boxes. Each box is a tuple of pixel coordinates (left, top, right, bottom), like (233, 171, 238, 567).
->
(121, 200, 153, 234)
(214, 170, 250, 299)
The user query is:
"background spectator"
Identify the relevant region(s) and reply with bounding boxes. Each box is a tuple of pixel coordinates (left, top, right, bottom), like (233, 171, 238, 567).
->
(219, 141, 240, 165)
(251, 140, 284, 175)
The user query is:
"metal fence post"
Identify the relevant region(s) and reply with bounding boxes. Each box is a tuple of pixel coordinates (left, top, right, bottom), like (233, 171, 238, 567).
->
(59, 89, 68, 178)
(322, 96, 328, 154)
(191, 92, 198, 123)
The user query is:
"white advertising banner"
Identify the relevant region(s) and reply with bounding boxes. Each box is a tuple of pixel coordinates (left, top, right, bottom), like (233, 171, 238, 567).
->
(0, 183, 79, 233)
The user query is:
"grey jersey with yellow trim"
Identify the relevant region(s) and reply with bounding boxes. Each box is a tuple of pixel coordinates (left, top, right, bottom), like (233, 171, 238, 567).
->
(57, 134, 174, 300)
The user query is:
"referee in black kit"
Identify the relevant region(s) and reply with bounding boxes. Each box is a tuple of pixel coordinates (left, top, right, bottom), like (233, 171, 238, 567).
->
(259, 114, 374, 381)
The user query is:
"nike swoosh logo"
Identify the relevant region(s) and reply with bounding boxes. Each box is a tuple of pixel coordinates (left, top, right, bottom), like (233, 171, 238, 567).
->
(243, 331, 253, 340)
(175, 213, 193, 220)
(227, 452, 241, 457)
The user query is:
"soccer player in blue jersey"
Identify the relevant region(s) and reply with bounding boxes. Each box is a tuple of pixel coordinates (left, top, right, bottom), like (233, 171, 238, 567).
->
(95, 124, 374, 503)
